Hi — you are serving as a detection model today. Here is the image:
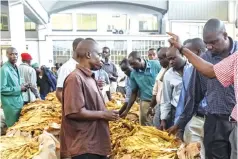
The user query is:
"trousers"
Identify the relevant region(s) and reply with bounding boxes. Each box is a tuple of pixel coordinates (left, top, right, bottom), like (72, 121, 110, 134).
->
(153, 104, 161, 128)
(140, 101, 153, 126)
(229, 124, 237, 159)
(204, 114, 236, 159)
(184, 115, 205, 159)
(72, 154, 107, 159)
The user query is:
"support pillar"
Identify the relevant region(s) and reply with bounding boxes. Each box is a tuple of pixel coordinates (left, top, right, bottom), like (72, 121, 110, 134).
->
(8, 0, 26, 61)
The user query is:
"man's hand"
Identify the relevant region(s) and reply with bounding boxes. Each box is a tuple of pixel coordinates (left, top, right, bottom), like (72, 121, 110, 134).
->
(167, 32, 182, 50)
(97, 80, 105, 88)
(147, 107, 155, 117)
(21, 85, 27, 92)
(102, 110, 119, 121)
(119, 108, 129, 118)
(167, 125, 179, 136)
(119, 77, 126, 82)
(159, 120, 167, 131)
(108, 73, 113, 78)
(119, 103, 127, 115)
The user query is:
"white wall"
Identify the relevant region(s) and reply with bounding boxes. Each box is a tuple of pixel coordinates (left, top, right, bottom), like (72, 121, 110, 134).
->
(38, 38, 54, 67)
(49, 3, 163, 34)
(0, 40, 39, 65)
(168, 0, 228, 21)
(169, 20, 237, 42)
(25, 41, 39, 64)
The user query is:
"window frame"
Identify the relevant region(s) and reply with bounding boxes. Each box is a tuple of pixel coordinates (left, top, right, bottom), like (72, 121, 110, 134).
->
(51, 13, 73, 31)
(106, 14, 127, 32)
(76, 13, 97, 32)
(138, 14, 159, 33)
(0, 13, 9, 31)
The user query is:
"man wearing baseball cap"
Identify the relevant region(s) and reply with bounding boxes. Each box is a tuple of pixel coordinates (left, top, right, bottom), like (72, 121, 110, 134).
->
(19, 53, 40, 104)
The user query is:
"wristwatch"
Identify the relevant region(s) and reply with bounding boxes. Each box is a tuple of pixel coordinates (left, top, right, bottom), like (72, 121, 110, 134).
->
(179, 46, 185, 55)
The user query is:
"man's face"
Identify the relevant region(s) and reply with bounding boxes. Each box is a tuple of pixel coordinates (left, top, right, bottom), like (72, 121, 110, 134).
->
(120, 63, 132, 77)
(148, 50, 157, 60)
(90, 45, 102, 71)
(128, 56, 142, 71)
(157, 50, 169, 68)
(166, 48, 184, 70)
(203, 32, 227, 54)
(185, 43, 200, 56)
(7, 49, 18, 64)
(102, 48, 110, 58)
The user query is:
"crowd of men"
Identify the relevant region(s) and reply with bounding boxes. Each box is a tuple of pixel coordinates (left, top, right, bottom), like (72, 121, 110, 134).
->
(0, 18, 237, 159)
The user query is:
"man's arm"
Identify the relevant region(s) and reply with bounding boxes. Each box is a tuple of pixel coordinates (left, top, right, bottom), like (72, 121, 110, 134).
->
(56, 67, 68, 102)
(67, 108, 118, 121)
(150, 77, 159, 109)
(104, 71, 110, 85)
(181, 48, 215, 78)
(0, 68, 22, 96)
(119, 74, 138, 116)
(109, 64, 118, 82)
(120, 77, 132, 115)
(56, 88, 63, 102)
(213, 52, 237, 87)
(64, 75, 118, 121)
(160, 74, 172, 121)
(174, 86, 186, 124)
(30, 69, 40, 98)
(167, 32, 215, 78)
(176, 69, 204, 129)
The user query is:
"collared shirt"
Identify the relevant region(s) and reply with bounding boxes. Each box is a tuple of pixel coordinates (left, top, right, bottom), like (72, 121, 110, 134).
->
(160, 66, 185, 120)
(174, 64, 207, 125)
(60, 65, 111, 158)
(152, 67, 168, 104)
(102, 60, 118, 82)
(214, 52, 238, 121)
(93, 69, 110, 85)
(130, 60, 161, 101)
(93, 69, 110, 102)
(18, 63, 40, 102)
(57, 58, 78, 88)
(177, 38, 238, 129)
(125, 76, 132, 103)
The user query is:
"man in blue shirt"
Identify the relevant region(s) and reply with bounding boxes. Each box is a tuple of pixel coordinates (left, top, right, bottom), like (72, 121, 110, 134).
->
(174, 38, 207, 124)
(119, 51, 161, 126)
(168, 19, 238, 159)
(170, 38, 207, 159)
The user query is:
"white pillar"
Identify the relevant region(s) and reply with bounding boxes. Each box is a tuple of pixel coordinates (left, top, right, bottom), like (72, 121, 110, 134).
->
(228, 0, 236, 23)
(8, 0, 26, 59)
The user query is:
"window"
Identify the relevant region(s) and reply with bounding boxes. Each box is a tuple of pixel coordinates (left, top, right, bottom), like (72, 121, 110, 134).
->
(97, 40, 127, 65)
(0, 13, 8, 31)
(138, 14, 159, 32)
(132, 40, 165, 59)
(53, 40, 127, 65)
(53, 41, 72, 64)
(76, 14, 97, 31)
(51, 14, 73, 30)
(106, 14, 127, 31)
(25, 16, 36, 31)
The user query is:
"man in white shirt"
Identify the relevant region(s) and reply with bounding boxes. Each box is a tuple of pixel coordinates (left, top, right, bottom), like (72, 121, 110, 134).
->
(159, 47, 187, 130)
(56, 38, 84, 102)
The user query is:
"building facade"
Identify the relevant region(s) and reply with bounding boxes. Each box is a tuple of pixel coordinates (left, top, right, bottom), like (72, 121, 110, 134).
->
(1, 0, 238, 66)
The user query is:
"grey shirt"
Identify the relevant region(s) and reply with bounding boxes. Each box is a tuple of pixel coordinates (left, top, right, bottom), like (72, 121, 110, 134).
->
(19, 63, 40, 102)
(102, 61, 118, 82)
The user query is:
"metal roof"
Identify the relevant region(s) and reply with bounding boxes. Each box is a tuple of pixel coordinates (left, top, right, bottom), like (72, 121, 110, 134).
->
(38, 0, 168, 14)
